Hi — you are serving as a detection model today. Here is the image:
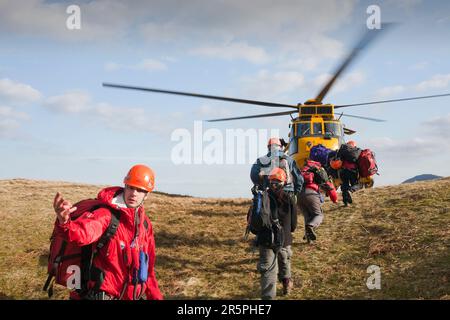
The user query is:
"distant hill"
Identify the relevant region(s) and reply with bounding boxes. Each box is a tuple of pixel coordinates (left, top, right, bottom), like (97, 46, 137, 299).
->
(402, 174, 443, 184)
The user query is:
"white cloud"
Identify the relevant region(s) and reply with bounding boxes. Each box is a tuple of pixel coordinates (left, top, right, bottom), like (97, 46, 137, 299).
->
(313, 71, 365, 95)
(0, 105, 30, 138)
(195, 104, 233, 119)
(423, 113, 450, 138)
(0, 0, 134, 41)
(43, 91, 178, 135)
(191, 41, 270, 64)
(367, 113, 450, 158)
(374, 73, 450, 99)
(368, 136, 440, 156)
(415, 74, 450, 92)
(104, 62, 120, 71)
(335, 72, 365, 92)
(386, 0, 423, 10)
(0, 118, 20, 138)
(0, 0, 357, 58)
(44, 91, 91, 114)
(409, 61, 429, 70)
(0, 105, 29, 120)
(0, 78, 42, 104)
(375, 85, 406, 98)
(134, 59, 167, 71)
(278, 57, 318, 71)
(240, 70, 305, 99)
(104, 59, 167, 72)
(139, 0, 356, 47)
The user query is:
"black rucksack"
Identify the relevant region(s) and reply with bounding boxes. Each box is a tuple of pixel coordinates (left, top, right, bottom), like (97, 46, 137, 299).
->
(246, 189, 284, 250)
(247, 189, 272, 235)
(337, 144, 362, 163)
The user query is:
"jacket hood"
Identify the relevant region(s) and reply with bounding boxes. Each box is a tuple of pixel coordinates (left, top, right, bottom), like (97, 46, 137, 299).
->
(97, 186, 124, 206)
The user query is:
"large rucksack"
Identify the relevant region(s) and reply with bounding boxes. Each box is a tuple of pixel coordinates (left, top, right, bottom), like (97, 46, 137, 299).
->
(246, 189, 284, 250)
(43, 199, 121, 298)
(303, 160, 329, 186)
(251, 152, 293, 188)
(337, 144, 362, 163)
(358, 149, 378, 178)
(309, 144, 333, 167)
(247, 189, 272, 235)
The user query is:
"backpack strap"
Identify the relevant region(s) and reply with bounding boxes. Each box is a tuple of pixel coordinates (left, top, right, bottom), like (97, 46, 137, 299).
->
(78, 206, 121, 298)
(96, 208, 121, 250)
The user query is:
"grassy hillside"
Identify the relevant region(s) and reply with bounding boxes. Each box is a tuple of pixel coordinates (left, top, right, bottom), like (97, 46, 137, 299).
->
(0, 178, 449, 299)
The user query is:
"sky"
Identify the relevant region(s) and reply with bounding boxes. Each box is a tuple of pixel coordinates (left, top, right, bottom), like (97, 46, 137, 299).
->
(0, 0, 449, 197)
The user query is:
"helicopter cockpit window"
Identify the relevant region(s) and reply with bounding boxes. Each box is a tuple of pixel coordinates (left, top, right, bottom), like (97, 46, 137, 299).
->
(313, 123, 323, 135)
(324, 122, 341, 137)
(296, 123, 311, 137)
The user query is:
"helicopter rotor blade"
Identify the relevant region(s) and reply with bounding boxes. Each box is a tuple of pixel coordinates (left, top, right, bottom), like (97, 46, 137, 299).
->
(314, 23, 394, 104)
(335, 92, 450, 108)
(340, 113, 386, 122)
(206, 110, 297, 122)
(103, 82, 298, 109)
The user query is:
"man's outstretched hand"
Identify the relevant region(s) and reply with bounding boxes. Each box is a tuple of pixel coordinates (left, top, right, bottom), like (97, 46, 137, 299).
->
(53, 192, 77, 224)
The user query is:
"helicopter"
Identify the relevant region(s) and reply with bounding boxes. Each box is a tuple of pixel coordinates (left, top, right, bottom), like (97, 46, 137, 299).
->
(102, 25, 450, 189)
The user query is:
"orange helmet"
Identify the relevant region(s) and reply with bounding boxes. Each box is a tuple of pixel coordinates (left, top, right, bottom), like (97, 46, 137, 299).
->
(346, 140, 356, 148)
(267, 137, 281, 147)
(123, 164, 155, 192)
(268, 167, 287, 183)
(330, 158, 343, 170)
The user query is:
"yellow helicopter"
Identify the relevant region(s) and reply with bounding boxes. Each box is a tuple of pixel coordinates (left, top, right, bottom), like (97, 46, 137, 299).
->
(103, 26, 450, 189)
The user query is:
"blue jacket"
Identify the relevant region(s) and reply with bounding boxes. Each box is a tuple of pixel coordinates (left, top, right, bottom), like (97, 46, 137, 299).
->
(250, 150, 304, 194)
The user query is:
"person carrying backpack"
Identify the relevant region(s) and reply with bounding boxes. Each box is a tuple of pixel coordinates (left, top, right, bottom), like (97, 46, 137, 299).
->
(46, 164, 163, 300)
(250, 137, 303, 212)
(298, 160, 337, 243)
(254, 167, 297, 300)
(337, 141, 361, 206)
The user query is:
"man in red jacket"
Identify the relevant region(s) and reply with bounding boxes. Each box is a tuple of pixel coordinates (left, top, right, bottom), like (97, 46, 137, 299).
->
(53, 164, 163, 300)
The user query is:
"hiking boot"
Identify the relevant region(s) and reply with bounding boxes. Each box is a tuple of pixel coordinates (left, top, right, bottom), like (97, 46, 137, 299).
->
(347, 193, 353, 204)
(282, 278, 293, 296)
(305, 225, 317, 243)
(342, 191, 352, 206)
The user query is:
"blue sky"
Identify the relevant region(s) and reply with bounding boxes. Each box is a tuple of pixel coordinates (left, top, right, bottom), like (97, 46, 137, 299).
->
(1, 0, 449, 197)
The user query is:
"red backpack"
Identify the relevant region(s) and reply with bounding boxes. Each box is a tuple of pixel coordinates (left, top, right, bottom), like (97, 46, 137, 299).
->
(43, 199, 121, 298)
(357, 149, 378, 178)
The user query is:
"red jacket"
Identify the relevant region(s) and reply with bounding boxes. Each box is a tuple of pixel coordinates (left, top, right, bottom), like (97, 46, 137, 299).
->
(57, 186, 163, 300)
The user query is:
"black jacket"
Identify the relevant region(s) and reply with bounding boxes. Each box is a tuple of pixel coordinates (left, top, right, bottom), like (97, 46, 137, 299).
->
(267, 189, 297, 246)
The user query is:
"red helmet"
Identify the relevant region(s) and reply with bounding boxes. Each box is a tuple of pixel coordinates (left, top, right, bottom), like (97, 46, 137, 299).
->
(267, 137, 281, 147)
(347, 140, 357, 148)
(268, 167, 287, 183)
(123, 164, 155, 192)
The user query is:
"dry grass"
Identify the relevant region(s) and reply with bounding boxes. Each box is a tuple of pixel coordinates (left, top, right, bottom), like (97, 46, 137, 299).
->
(0, 178, 449, 299)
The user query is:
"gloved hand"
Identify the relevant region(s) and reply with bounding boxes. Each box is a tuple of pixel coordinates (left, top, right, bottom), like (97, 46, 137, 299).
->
(327, 188, 338, 203)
